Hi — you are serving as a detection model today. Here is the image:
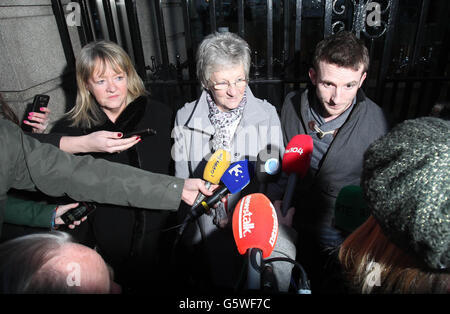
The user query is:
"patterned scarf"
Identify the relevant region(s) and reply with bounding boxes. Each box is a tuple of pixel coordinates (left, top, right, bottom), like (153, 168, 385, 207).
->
(207, 91, 246, 151)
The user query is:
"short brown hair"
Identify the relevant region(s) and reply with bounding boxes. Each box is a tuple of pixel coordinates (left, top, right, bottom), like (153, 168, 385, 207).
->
(313, 31, 369, 72)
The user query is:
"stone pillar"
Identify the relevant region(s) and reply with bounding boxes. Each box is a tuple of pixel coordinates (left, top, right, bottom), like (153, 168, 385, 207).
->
(0, 0, 80, 131)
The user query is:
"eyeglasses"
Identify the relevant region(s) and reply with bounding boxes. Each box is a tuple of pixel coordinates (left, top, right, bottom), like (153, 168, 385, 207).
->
(211, 78, 248, 90)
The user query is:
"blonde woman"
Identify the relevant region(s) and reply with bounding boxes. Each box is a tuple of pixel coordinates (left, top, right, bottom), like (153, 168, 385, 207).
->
(50, 40, 175, 292)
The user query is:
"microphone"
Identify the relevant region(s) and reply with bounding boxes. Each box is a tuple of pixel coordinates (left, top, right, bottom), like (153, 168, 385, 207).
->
(334, 185, 369, 234)
(232, 193, 278, 290)
(255, 145, 281, 194)
(281, 134, 313, 217)
(261, 265, 278, 292)
(192, 149, 231, 208)
(172, 160, 252, 268)
(184, 160, 253, 224)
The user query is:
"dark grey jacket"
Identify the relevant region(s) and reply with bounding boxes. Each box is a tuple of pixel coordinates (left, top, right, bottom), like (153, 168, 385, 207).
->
(0, 118, 184, 236)
(277, 88, 389, 228)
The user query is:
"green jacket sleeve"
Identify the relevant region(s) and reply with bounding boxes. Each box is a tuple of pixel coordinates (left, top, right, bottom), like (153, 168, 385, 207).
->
(0, 119, 184, 235)
(4, 195, 55, 228)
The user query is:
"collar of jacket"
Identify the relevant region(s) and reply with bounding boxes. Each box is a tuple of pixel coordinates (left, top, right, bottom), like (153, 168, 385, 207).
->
(300, 87, 367, 127)
(300, 87, 369, 179)
(87, 96, 147, 134)
(185, 86, 269, 136)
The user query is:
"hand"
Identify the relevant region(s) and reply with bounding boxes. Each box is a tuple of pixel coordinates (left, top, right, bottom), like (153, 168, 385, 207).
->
(76, 131, 140, 154)
(23, 107, 51, 133)
(181, 179, 216, 206)
(273, 200, 295, 227)
(54, 203, 87, 229)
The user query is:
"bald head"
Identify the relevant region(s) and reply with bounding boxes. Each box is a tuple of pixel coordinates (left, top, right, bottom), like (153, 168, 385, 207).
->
(0, 231, 120, 294)
(39, 243, 111, 293)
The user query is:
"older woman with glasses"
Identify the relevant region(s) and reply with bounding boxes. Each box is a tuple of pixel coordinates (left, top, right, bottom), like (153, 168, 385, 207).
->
(174, 31, 283, 187)
(172, 32, 288, 291)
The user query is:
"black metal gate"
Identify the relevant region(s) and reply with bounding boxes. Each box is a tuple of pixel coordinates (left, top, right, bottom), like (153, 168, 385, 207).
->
(52, 0, 450, 125)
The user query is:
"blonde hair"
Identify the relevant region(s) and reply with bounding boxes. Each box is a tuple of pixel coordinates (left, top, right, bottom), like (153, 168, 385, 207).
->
(338, 216, 449, 294)
(68, 40, 146, 128)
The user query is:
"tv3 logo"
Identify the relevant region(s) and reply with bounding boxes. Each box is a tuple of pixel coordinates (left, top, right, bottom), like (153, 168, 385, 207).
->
(66, 2, 81, 27)
(228, 164, 243, 177)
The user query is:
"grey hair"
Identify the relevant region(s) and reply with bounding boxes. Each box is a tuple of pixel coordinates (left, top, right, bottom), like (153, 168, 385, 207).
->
(0, 231, 77, 294)
(196, 32, 251, 89)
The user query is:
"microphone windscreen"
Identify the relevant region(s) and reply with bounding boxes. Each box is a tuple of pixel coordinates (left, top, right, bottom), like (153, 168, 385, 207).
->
(203, 149, 231, 184)
(221, 160, 253, 194)
(282, 134, 313, 177)
(334, 185, 369, 233)
(232, 193, 278, 258)
(256, 145, 281, 183)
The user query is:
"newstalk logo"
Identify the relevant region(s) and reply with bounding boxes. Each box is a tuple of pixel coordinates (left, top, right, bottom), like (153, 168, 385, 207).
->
(238, 195, 254, 238)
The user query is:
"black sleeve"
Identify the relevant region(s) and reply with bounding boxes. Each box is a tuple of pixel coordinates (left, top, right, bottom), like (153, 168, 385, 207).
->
(51, 116, 83, 135)
(28, 116, 83, 148)
(27, 132, 63, 148)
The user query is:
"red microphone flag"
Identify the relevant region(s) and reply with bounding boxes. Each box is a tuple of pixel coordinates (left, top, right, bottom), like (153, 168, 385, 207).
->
(232, 193, 279, 258)
(282, 134, 313, 177)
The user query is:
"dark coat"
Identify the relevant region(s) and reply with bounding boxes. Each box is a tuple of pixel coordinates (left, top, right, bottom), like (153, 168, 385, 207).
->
(279, 87, 389, 228)
(51, 96, 175, 288)
(276, 87, 389, 291)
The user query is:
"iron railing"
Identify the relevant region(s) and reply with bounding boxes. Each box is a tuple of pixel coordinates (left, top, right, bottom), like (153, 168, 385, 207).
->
(51, 0, 450, 125)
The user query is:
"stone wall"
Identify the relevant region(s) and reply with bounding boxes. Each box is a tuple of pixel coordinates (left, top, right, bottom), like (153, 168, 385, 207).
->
(0, 0, 188, 129)
(0, 0, 81, 131)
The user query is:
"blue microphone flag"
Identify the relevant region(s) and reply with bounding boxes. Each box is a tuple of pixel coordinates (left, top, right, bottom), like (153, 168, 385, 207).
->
(221, 160, 252, 194)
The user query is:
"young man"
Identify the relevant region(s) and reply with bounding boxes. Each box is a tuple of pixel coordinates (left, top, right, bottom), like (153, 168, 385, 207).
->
(277, 31, 389, 290)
